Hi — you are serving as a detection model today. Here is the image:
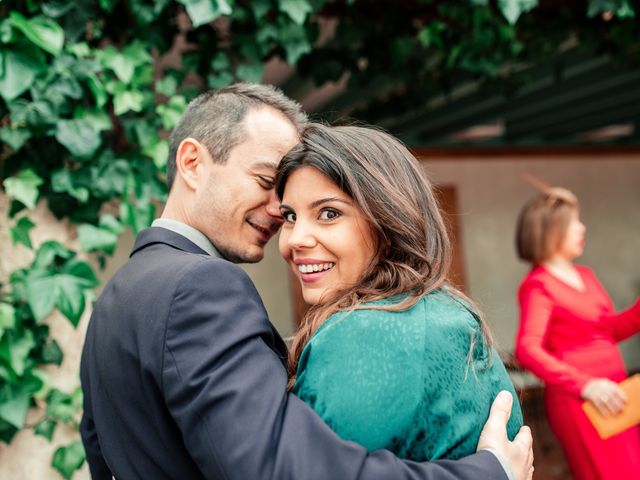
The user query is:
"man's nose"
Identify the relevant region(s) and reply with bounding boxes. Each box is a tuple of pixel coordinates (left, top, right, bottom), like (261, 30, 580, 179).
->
(266, 191, 284, 224)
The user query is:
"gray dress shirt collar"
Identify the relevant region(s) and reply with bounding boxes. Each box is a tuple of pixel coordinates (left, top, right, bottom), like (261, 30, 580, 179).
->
(151, 218, 222, 258)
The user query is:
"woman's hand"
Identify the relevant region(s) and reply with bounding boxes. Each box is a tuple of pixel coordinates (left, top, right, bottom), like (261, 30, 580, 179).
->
(581, 378, 627, 416)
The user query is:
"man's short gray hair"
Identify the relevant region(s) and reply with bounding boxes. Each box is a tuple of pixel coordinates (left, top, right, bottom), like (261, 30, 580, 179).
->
(166, 83, 308, 189)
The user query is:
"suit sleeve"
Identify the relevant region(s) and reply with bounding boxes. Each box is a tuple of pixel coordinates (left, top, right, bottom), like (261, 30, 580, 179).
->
(80, 350, 113, 479)
(515, 280, 592, 396)
(161, 260, 508, 480)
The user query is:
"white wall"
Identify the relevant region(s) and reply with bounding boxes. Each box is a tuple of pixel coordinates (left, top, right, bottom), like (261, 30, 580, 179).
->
(421, 154, 640, 369)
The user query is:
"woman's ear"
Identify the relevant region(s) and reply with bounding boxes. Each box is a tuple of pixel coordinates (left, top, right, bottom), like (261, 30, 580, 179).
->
(175, 138, 205, 190)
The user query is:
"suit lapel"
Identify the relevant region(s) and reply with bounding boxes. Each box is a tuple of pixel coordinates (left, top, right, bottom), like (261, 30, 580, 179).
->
(132, 226, 291, 367)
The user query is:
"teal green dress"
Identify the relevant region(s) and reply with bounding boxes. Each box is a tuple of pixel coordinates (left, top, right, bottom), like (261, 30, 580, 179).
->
(293, 290, 523, 460)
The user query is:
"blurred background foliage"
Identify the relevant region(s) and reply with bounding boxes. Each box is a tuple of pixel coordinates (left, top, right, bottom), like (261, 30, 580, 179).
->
(0, 0, 638, 477)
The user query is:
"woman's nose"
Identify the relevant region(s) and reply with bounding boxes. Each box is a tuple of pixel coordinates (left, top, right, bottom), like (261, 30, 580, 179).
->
(287, 222, 316, 249)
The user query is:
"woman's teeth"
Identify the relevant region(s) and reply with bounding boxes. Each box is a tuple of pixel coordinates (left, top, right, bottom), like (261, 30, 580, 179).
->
(298, 263, 334, 273)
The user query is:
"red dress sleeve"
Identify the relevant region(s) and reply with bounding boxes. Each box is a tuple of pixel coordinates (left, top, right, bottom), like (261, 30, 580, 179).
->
(515, 278, 592, 396)
(582, 267, 640, 342)
(602, 297, 640, 342)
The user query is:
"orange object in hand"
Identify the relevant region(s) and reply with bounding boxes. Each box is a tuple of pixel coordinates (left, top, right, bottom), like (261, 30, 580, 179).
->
(583, 374, 640, 439)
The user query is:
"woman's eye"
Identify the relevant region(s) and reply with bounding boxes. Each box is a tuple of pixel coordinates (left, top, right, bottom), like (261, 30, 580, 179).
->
(319, 208, 340, 221)
(282, 211, 296, 222)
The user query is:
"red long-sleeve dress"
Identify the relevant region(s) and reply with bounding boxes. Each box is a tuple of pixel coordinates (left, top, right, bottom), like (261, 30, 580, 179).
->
(515, 264, 640, 480)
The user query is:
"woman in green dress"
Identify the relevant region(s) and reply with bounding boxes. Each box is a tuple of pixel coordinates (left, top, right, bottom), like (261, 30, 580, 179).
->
(275, 123, 523, 461)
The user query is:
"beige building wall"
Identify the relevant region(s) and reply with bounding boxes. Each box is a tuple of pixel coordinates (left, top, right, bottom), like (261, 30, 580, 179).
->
(421, 154, 640, 368)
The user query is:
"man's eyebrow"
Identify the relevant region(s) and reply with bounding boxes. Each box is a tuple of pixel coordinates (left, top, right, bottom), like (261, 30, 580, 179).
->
(250, 161, 278, 171)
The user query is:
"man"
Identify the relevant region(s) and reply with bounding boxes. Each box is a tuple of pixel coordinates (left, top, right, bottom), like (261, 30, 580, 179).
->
(80, 83, 533, 479)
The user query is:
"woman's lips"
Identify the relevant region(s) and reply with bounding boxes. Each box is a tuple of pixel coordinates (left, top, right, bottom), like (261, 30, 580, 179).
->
(294, 260, 335, 283)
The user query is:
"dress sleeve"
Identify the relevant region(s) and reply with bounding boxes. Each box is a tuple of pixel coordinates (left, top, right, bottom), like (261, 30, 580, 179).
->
(293, 309, 423, 453)
(602, 297, 640, 342)
(514, 279, 592, 396)
(584, 268, 640, 342)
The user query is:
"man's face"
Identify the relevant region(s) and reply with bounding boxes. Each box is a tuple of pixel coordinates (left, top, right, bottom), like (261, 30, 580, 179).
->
(193, 106, 299, 263)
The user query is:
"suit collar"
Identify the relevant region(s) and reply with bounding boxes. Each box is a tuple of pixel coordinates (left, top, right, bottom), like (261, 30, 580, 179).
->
(131, 227, 211, 257)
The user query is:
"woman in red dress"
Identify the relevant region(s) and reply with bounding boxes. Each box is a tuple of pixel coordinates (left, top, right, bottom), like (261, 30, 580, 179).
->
(514, 187, 640, 479)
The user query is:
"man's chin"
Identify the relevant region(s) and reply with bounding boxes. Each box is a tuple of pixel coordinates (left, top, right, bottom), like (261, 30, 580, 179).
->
(222, 245, 265, 264)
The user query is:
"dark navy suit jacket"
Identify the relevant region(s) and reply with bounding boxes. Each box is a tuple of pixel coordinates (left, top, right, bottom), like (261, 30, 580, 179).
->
(80, 227, 507, 479)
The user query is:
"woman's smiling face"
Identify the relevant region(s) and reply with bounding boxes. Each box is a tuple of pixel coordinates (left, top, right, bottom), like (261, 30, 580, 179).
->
(278, 166, 377, 305)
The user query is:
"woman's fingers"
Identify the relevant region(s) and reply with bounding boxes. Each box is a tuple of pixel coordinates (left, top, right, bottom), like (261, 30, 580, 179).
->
(595, 383, 627, 416)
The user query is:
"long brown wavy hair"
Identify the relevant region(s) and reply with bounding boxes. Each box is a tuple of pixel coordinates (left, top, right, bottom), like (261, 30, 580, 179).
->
(276, 123, 493, 389)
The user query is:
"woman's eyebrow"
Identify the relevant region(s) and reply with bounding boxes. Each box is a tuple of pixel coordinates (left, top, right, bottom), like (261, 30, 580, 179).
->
(309, 197, 353, 209)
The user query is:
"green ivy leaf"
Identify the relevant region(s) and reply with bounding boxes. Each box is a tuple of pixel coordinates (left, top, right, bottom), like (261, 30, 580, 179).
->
(113, 90, 144, 115)
(208, 71, 234, 89)
(235, 62, 264, 83)
(0, 303, 16, 339)
(0, 330, 36, 377)
(34, 418, 57, 441)
(62, 259, 100, 289)
(10, 216, 36, 249)
(31, 368, 52, 400)
(55, 279, 86, 327)
(21, 242, 98, 325)
(9, 13, 65, 56)
(0, 384, 32, 429)
(278, 0, 312, 25)
(77, 224, 119, 254)
(7, 98, 58, 128)
(52, 440, 85, 480)
(41, 339, 64, 366)
(46, 389, 76, 423)
(156, 75, 177, 97)
(33, 241, 73, 270)
(120, 199, 155, 235)
(57, 260, 99, 327)
(251, 0, 272, 19)
(143, 138, 169, 170)
(55, 119, 102, 159)
(417, 22, 446, 48)
(25, 270, 58, 322)
(93, 158, 130, 198)
(277, 20, 311, 64)
(211, 51, 230, 71)
(156, 95, 187, 130)
(67, 42, 91, 58)
(74, 107, 112, 132)
(180, 0, 233, 28)
(99, 214, 124, 234)
(0, 419, 18, 443)
(51, 170, 90, 203)
(86, 73, 108, 107)
(3, 168, 43, 210)
(499, 0, 538, 24)
(0, 48, 44, 101)
(100, 48, 133, 84)
(0, 127, 31, 152)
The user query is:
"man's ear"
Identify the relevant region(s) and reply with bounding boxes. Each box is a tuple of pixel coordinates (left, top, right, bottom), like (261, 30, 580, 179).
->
(175, 138, 206, 190)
